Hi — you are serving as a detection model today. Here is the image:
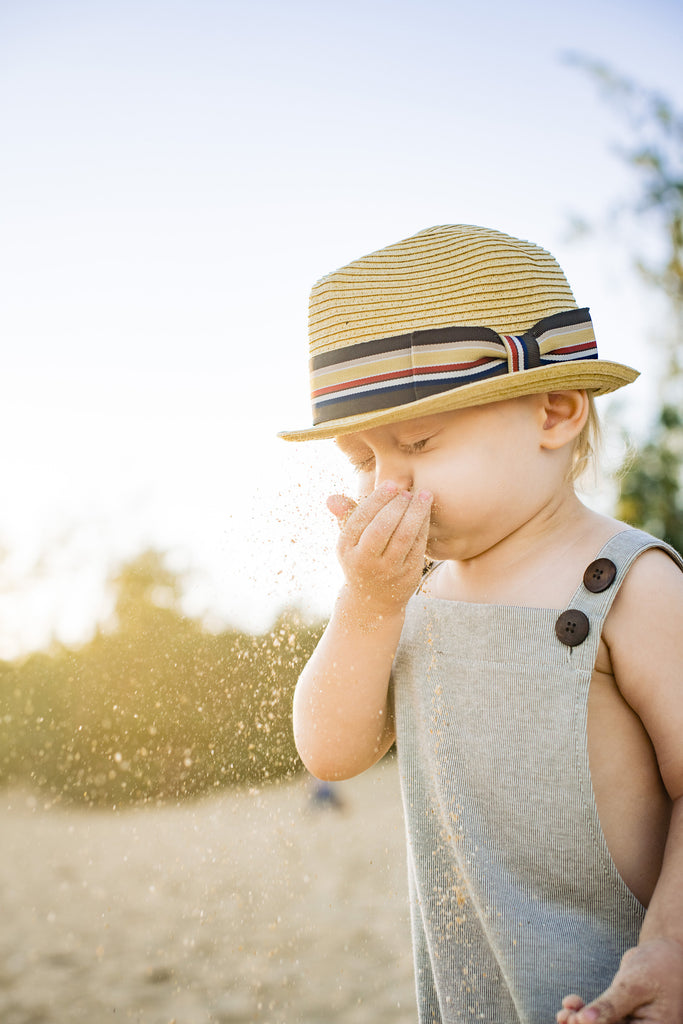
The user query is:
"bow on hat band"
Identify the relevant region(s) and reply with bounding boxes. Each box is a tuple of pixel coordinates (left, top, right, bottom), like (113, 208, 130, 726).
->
(310, 308, 597, 425)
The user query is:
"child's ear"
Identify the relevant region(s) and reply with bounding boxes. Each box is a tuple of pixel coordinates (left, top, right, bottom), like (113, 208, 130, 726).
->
(538, 391, 589, 450)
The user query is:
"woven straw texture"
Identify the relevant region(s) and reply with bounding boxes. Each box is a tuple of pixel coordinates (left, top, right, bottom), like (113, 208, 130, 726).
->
(308, 224, 578, 356)
(279, 224, 639, 440)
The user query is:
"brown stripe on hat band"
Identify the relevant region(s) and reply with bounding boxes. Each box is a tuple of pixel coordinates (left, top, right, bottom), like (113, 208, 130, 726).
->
(310, 308, 596, 424)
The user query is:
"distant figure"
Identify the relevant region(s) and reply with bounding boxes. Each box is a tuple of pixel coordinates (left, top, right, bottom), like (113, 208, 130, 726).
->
(282, 225, 683, 1024)
(308, 778, 343, 811)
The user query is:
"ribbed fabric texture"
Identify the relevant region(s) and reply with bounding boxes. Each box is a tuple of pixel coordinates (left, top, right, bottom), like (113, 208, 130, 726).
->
(309, 225, 578, 356)
(392, 529, 683, 1024)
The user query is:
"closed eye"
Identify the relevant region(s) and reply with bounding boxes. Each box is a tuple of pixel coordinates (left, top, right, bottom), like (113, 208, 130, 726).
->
(352, 454, 375, 474)
(335, 436, 375, 474)
(402, 438, 430, 454)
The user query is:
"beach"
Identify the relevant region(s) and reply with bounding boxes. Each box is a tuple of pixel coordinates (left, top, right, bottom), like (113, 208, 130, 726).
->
(0, 757, 416, 1024)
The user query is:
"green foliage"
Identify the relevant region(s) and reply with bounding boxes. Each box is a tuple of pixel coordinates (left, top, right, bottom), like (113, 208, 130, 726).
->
(616, 404, 683, 551)
(0, 550, 325, 808)
(571, 59, 683, 547)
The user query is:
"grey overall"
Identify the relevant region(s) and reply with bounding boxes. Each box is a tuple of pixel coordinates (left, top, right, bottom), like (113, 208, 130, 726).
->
(392, 528, 683, 1024)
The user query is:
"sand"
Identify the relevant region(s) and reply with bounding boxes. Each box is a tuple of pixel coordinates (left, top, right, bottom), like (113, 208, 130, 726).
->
(0, 757, 417, 1024)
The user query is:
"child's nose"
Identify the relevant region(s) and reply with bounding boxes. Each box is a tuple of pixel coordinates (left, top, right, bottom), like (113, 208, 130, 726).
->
(375, 458, 413, 493)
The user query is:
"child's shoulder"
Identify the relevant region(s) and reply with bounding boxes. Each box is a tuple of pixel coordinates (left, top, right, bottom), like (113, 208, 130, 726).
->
(608, 527, 683, 606)
(579, 513, 683, 589)
(602, 527, 683, 725)
(603, 519, 683, 623)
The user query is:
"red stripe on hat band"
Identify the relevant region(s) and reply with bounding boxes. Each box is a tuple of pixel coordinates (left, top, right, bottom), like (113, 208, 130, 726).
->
(503, 336, 521, 373)
(312, 358, 499, 398)
(551, 341, 597, 356)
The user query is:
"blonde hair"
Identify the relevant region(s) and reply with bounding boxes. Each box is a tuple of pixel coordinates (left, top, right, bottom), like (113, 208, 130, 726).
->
(571, 392, 601, 484)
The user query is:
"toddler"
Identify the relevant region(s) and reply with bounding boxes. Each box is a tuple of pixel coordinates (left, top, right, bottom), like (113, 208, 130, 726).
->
(279, 225, 683, 1024)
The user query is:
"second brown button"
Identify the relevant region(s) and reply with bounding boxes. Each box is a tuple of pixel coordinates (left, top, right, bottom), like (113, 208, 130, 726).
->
(555, 609, 590, 647)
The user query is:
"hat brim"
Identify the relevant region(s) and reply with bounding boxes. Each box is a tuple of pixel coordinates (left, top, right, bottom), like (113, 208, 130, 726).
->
(278, 360, 639, 441)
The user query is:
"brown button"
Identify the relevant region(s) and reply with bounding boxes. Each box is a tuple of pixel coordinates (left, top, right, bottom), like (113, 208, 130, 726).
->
(555, 609, 590, 647)
(583, 558, 617, 593)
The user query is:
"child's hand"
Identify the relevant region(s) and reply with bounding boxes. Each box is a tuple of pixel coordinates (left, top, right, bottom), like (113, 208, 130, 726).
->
(556, 939, 683, 1024)
(327, 480, 433, 615)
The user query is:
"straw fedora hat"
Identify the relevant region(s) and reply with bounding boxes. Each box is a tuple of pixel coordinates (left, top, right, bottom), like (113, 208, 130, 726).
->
(279, 224, 638, 442)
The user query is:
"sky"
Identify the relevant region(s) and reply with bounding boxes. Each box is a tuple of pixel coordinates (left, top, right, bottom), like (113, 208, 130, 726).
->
(1, 0, 682, 656)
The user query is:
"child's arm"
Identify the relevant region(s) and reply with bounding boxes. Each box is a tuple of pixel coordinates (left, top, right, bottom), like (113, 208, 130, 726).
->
(558, 549, 683, 1024)
(293, 480, 432, 781)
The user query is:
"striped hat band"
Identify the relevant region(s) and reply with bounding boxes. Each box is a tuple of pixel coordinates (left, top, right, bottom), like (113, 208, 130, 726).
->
(311, 307, 596, 425)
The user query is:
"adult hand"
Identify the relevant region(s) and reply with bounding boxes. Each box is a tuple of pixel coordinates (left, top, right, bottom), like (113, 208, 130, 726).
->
(557, 940, 683, 1024)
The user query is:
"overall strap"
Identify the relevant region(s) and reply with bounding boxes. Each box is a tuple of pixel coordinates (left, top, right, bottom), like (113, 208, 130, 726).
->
(554, 528, 683, 658)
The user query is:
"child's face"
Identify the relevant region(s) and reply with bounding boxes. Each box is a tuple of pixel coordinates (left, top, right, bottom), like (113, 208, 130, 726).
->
(335, 396, 568, 561)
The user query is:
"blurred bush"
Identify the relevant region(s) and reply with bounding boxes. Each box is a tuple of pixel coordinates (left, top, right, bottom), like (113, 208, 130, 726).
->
(0, 550, 325, 808)
(569, 58, 683, 551)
